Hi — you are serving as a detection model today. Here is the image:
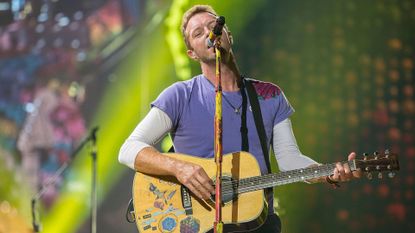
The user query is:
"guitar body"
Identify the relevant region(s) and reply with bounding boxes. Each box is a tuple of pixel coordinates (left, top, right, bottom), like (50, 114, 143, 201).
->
(132, 152, 268, 233)
(132, 149, 400, 232)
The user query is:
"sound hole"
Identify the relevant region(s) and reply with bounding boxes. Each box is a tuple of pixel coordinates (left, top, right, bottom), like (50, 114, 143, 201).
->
(210, 176, 237, 204)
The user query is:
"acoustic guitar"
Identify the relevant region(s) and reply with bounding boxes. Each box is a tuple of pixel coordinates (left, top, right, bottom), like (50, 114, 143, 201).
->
(132, 150, 399, 233)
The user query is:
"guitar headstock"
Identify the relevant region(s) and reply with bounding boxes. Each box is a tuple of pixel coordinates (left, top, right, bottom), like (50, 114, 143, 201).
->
(355, 149, 399, 179)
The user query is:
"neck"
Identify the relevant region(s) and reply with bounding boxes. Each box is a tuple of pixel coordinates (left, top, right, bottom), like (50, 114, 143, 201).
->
(200, 51, 241, 92)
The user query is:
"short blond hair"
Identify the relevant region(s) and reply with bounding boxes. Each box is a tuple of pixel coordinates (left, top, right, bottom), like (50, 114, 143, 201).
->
(181, 5, 218, 49)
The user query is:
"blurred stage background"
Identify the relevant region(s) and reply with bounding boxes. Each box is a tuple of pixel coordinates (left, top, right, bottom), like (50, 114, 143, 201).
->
(0, 0, 413, 232)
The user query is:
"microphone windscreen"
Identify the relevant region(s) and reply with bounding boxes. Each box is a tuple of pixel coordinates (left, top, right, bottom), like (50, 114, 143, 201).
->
(213, 16, 225, 35)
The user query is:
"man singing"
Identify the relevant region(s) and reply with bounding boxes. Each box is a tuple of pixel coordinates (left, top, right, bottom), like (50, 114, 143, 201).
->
(119, 5, 360, 232)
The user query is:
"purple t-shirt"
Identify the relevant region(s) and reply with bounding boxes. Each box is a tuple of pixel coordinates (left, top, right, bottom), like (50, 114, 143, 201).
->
(152, 75, 294, 174)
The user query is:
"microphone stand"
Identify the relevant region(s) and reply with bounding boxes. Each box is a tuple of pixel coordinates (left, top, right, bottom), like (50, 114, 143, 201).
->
(31, 126, 99, 233)
(90, 127, 98, 233)
(212, 25, 224, 233)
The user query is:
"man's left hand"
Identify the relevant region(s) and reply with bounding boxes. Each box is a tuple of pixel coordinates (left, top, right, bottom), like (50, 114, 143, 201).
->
(330, 152, 362, 182)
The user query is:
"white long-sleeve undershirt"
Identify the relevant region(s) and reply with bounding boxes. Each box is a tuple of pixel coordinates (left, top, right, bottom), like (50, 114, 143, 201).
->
(118, 107, 318, 170)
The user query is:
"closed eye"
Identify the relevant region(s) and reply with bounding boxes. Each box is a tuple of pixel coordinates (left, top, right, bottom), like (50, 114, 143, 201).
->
(192, 29, 202, 38)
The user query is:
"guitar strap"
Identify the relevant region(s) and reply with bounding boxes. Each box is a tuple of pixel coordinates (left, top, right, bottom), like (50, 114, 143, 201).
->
(243, 77, 272, 173)
(243, 77, 275, 211)
(240, 79, 249, 152)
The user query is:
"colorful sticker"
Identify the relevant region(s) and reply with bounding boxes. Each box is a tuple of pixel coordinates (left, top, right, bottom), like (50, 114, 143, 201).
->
(142, 217, 156, 226)
(173, 209, 186, 216)
(159, 214, 178, 232)
(167, 190, 177, 200)
(153, 204, 174, 217)
(154, 201, 165, 210)
(149, 183, 167, 201)
(180, 216, 200, 233)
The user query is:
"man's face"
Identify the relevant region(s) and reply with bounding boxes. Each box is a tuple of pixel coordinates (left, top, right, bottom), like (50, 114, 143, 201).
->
(185, 12, 232, 63)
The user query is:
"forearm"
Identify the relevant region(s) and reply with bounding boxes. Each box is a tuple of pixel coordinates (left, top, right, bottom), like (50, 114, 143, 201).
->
(272, 119, 355, 186)
(273, 118, 318, 171)
(135, 146, 215, 200)
(272, 119, 328, 184)
(134, 146, 183, 177)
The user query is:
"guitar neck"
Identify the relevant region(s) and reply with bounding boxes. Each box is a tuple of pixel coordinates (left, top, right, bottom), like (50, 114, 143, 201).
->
(236, 160, 356, 194)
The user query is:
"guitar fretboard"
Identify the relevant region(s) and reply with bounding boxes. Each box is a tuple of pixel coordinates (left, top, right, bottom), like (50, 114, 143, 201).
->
(222, 161, 356, 195)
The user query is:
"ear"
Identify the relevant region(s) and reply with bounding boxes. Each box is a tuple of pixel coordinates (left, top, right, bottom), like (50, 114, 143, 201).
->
(187, 49, 199, 61)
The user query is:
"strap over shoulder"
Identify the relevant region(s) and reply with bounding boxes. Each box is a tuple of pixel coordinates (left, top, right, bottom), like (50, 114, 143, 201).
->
(242, 77, 272, 173)
(243, 77, 282, 100)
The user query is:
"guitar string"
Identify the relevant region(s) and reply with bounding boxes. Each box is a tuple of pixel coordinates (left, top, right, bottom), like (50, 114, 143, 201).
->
(218, 160, 370, 195)
(220, 170, 332, 195)
(214, 159, 394, 196)
(216, 162, 346, 195)
(220, 168, 333, 194)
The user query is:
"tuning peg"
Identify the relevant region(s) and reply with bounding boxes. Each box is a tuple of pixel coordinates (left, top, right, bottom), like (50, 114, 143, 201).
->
(363, 153, 369, 160)
(378, 172, 383, 179)
(373, 151, 379, 159)
(366, 172, 373, 180)
(388, 172, 396, 178)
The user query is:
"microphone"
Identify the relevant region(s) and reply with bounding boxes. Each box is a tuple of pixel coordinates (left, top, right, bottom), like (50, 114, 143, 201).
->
(206, 16, 225, 48)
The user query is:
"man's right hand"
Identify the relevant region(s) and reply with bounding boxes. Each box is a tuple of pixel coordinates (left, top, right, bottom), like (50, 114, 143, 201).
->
(132, 147, 215, 200)
(174, 161, 215, 200)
